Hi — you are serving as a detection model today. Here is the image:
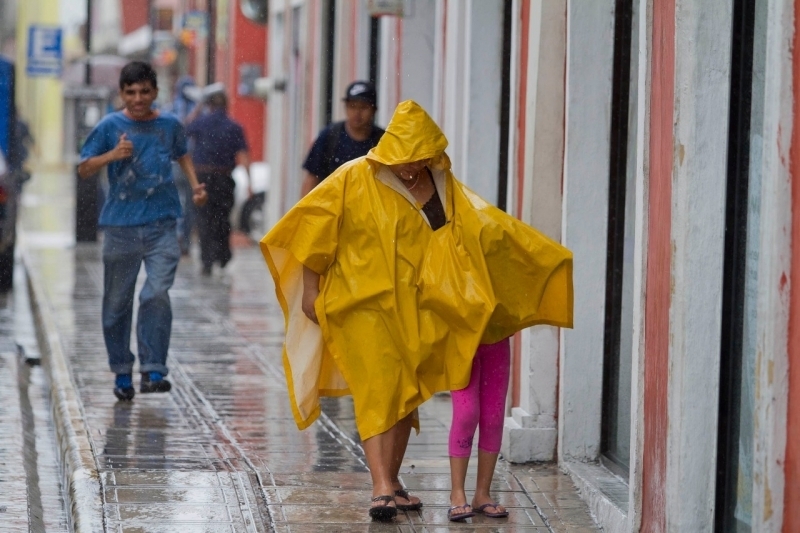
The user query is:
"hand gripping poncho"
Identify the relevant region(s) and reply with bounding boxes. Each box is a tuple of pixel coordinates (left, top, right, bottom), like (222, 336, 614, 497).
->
(261, 100, 573, 440)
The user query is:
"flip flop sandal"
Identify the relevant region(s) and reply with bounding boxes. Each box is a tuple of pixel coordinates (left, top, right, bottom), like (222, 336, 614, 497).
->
(394, 488, 423, 511)
(369, 495, 397, 522)
(474, 502, 509, 518)
(448, 504, 475, 522)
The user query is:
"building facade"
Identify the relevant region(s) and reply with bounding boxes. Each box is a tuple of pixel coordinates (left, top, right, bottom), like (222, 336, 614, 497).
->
(260, 1, 800, 531)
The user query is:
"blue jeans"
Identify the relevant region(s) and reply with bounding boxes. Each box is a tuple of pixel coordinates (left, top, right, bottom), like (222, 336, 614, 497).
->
(102, 219, 180, 376)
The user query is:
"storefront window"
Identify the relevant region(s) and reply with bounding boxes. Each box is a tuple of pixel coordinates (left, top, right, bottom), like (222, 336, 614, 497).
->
(600, 0, 635, 476)
(715, 0, 762, 531)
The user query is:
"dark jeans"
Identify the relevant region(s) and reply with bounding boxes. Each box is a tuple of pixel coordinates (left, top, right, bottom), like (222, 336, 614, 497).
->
(197, 171, 235, 268)
(102, 219, 180, 376)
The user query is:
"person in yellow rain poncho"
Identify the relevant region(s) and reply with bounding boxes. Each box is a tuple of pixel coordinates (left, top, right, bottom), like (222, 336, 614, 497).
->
(260, 100, 573, 521)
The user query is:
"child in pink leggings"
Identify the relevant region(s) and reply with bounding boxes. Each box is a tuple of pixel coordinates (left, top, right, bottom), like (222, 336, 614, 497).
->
(447, 338, 511, 521)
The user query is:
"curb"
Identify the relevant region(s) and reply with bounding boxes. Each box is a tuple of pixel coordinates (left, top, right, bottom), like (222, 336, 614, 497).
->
(23, 251, 104, 532)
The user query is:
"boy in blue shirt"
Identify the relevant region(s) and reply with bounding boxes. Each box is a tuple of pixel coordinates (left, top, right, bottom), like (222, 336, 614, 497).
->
(78, 61, 208, 401)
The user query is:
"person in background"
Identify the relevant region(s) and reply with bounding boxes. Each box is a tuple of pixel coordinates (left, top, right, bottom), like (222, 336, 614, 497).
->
(77, 61, 207, 401)
(8, 109, 34, 187)
(300, 81, 384, 197)
(167, 76, 198, 255)
(185, 90, 250, 276)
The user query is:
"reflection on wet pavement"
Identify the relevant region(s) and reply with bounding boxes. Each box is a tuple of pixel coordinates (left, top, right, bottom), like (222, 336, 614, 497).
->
(0, 265, 70, 532)
(20, 171, 600, 531)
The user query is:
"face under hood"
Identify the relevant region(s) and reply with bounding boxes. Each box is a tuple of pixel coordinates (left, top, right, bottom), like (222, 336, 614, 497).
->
(367, 100, 451, 169)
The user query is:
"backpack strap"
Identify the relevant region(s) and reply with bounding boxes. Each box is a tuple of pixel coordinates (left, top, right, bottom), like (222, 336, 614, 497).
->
(322, 121, 345, 179)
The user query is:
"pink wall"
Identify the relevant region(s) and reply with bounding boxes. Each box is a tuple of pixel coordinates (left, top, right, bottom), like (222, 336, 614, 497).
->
(223, 2, 267, 161)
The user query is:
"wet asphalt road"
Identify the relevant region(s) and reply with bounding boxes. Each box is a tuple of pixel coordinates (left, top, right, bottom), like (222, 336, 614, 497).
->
(13, 169, 600, 532)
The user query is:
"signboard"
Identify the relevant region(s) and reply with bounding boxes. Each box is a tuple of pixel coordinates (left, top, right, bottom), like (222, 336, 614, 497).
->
(26, 25, 62, 77)
(181, 11, 208, 47)
(367, 0, 404, 17)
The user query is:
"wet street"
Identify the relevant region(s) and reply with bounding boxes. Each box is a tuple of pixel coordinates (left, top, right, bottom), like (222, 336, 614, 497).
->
(8, 169, 601, 532)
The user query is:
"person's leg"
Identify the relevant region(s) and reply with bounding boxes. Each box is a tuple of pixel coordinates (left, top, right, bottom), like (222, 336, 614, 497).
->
(195, 173, 213, 272)
(472, 339, 511, 516)
(449, 353, 482, 515)
(362, 423, 400, 520)
(217, 174, 236, 267)
(102, 226, 144, 376)
(137, 219, 180, 381)
(390, 412, 422, 509)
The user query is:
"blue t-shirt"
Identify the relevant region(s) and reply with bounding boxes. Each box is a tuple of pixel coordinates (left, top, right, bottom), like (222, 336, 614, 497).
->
(303, 122, 384, 180)
(185, 110, 248, 169)
(80, 111, 187, 227)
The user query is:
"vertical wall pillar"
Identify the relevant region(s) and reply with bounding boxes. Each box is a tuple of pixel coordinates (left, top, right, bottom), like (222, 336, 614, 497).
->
(663, 1, 732, 531)
(787, 0, 800, 523)
(558, 0, 615, 463)
(436, 0, 504, 202)
(502, 0, 567, 463)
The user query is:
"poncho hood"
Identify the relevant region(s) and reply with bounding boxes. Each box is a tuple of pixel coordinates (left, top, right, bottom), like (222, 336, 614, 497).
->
(367, 100, 450, 168)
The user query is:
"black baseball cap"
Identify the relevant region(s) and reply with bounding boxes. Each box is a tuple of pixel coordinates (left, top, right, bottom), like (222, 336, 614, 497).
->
(343, 81, 377, 107)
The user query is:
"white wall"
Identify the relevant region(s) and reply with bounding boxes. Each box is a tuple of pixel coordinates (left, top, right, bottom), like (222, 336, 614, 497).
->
(750, 0, 793, 529)
(502, 0, 567, 464)
(435, 0, 504, 204)
(664, 0, 731, 529)
(558, 0, 615, 462)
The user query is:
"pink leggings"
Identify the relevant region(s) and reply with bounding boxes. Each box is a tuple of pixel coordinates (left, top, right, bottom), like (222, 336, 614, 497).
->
(448, 338, 511, 457)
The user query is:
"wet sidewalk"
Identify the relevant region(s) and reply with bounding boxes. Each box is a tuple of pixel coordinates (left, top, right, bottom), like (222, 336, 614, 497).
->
(19, 169, 600, 532)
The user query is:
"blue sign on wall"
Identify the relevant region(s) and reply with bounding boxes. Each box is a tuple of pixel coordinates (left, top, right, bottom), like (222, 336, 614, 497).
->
(27, 25, 62, 77)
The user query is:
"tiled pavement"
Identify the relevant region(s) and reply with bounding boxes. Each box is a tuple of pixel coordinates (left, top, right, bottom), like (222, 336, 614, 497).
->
(18, 170, 601, 532)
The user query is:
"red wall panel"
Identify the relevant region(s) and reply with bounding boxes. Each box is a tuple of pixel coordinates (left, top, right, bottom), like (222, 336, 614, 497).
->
(784, 1, 800, 530)
(641, 0, 675, 530)
(120, 0, 150, 35)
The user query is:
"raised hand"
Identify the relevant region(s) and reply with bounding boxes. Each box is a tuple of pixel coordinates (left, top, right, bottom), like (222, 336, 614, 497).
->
(111, 133, 134, 161)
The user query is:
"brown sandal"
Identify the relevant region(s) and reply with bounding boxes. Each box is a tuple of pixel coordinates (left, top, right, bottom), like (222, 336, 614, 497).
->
(369, 495, 397, 521)
(394, 488, 423, 511)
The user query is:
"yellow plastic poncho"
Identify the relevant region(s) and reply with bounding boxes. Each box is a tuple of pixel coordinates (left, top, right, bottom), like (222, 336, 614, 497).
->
(261, 100, 573, 440)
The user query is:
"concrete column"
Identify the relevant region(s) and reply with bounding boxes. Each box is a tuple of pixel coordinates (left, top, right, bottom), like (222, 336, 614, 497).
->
(502, 0, 567, 464)
(751, 0, 793, 530)
(664, 0, 732, 530)
(558, 0, 615, 463)
(434, 0, 503, 204)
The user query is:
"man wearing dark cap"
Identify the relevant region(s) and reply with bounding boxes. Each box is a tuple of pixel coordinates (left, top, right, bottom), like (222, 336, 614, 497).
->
(300, 81, 385, 197)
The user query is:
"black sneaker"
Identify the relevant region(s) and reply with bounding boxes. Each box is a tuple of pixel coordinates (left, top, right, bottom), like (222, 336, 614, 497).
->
(140, 372, 172, 393)
(113, 385, 135, 401)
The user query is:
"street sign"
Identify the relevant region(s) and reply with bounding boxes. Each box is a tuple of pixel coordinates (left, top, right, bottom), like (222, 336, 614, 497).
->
(26, 25, 62, 77)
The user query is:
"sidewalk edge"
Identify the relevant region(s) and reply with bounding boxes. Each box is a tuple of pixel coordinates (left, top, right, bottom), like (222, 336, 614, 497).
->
(22, 251, 104, 533)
